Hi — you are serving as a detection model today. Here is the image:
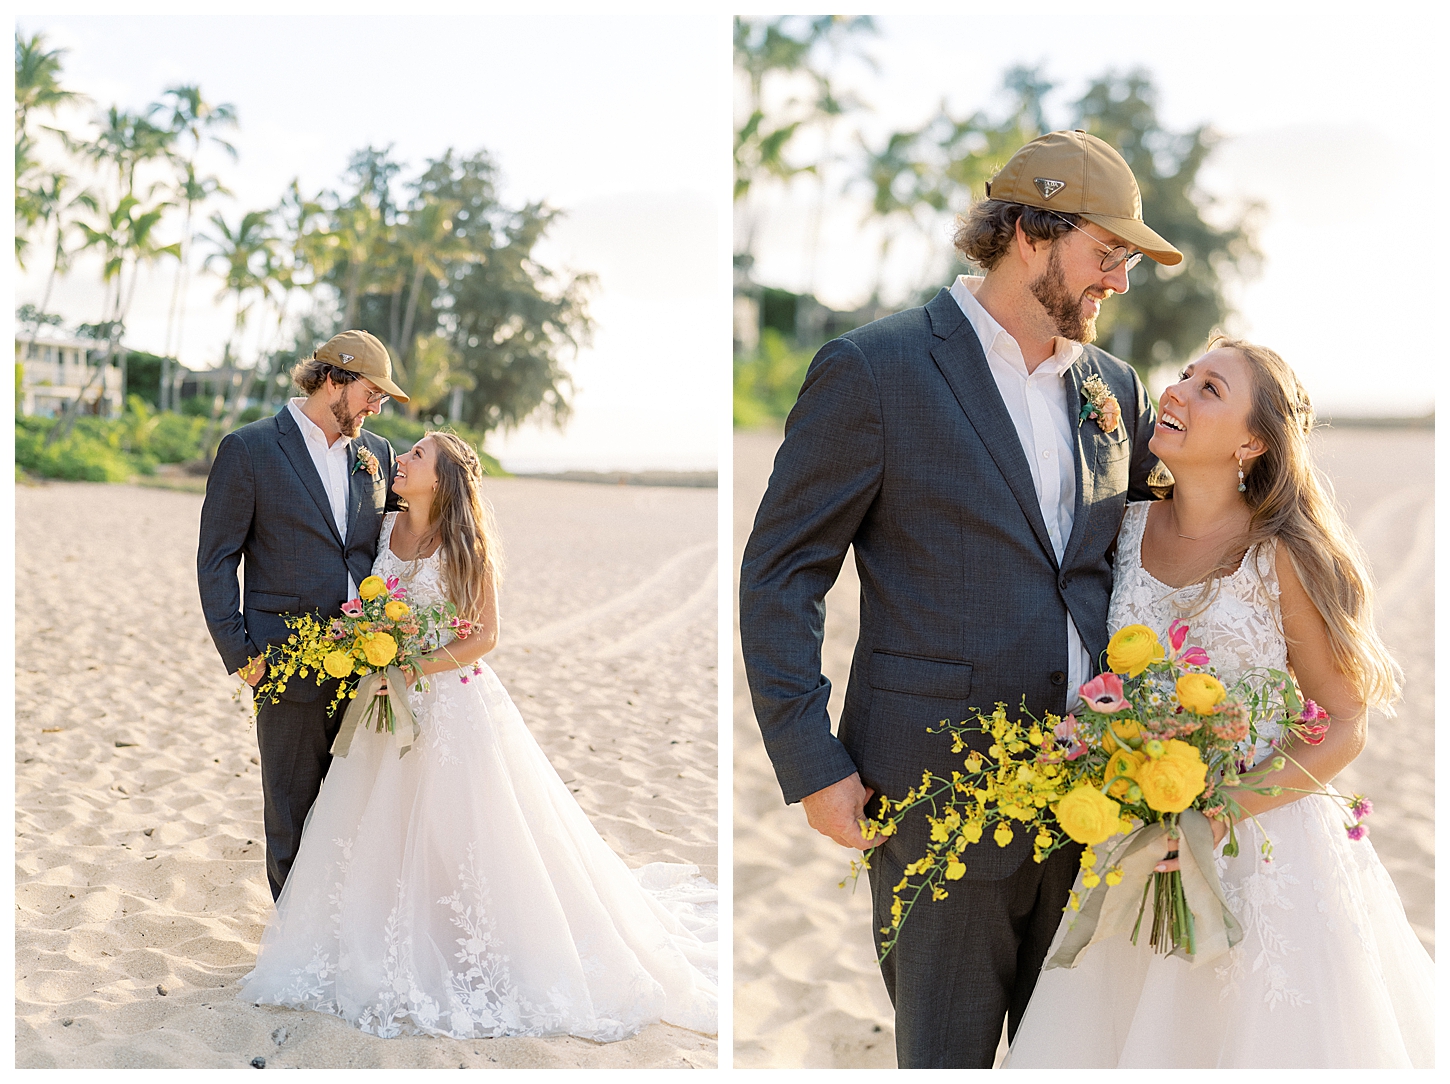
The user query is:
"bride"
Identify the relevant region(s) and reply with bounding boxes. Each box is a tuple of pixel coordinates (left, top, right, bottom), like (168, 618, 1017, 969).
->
(1005, 339, 1433, 1068)
(238, 432, 717, 1042)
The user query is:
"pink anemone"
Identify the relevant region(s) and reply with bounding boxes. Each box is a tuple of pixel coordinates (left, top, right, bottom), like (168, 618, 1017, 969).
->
(1078, 673, 1128, 714)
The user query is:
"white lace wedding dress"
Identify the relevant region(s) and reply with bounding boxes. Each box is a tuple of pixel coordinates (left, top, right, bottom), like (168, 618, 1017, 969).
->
(1005, 501, 1433, 1068)
(238, 514, 717, 1041)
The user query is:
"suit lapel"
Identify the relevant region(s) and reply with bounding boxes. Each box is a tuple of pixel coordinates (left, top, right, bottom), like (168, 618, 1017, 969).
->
(1061, 350, 1131, 570)
(925, 290, 1059, 568)
(1060, 360, 1094, 568)
(345, 439, 367, 543)
(275, 407, 345, 549)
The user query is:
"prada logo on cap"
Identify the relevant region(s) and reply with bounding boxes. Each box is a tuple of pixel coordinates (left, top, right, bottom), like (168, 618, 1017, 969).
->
(1034, 177, 1066, 200)
(338, 352, 355, 363)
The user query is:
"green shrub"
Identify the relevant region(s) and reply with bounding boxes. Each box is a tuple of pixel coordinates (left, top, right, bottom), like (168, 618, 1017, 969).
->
(150, 412, 207, 463)
(18, 428, 135, 482)
(15, 404, 509, 482)
(734, 328, 815, 428)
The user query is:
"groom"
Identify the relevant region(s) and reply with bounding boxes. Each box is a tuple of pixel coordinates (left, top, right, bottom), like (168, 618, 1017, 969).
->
(197, 330, 408, 901)
(740, 131, 1176, 1068)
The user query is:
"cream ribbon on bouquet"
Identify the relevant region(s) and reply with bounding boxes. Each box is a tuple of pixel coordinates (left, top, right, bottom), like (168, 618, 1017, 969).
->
(330, 665, 420, 759)
(1046, 808, 1243, 970)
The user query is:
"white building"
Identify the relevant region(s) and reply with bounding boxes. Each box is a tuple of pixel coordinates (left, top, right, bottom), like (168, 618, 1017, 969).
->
(15, 334, 123, 418)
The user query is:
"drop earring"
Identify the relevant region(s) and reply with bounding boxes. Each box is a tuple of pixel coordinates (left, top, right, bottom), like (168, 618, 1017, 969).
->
(1237, 456, 1246, 493)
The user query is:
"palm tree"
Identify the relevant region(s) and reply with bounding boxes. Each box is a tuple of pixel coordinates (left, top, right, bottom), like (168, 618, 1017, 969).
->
(200, 208, 275, 453)
(27, 169, 98, 332)
(149, 84, 238, 408)
(395, 191, 472, 386)
(14, 30, 84, 136)
(15, 30, 88, 266)
(49, 193, 179, 443)
(66, 105, 178, 408)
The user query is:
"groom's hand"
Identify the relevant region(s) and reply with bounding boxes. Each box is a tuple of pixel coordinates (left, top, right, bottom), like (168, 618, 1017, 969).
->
(238, 654, 266, 687)
(801, 773, 877, 851)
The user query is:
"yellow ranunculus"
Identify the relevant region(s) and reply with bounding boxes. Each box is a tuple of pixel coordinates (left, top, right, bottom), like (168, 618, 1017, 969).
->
(358, 576, 388, 601)
(1106, 624, 1165, 677)
(1136, 742, 1208, 813)
(1160, 738, 1203, 762)
(1054, 785, 1122, 845)
(1177, 672, 1227, 715)
(362, 631, 398, 668)
(1100, 717, 1143, 752)
(1103, 748, 1146, 798)
(384, 600, 410, 621)
(322, 650, 354, 679)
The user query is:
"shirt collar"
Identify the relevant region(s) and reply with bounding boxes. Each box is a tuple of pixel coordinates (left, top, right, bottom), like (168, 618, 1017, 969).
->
(949, 275, 1083, 378)
(288, 397, 349, 452)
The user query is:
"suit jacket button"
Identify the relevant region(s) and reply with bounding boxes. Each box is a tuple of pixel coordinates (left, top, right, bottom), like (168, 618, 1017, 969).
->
(1050, 671, 1066, 686)
(1059, 576, 1069, 589)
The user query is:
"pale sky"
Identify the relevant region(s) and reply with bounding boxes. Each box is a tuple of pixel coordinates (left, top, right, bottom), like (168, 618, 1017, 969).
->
(13, 4, 729, 472)
(740, 3, 1447, 418)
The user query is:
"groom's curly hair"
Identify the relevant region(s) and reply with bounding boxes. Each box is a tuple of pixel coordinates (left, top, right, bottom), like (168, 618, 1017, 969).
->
(290, 356, 362, 396)
(953, 200, 1076, 271)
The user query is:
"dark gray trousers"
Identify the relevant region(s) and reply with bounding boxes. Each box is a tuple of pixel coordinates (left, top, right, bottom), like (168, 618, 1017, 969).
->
(868, 810, 1082, 1068)
(254, 694, 343, 901)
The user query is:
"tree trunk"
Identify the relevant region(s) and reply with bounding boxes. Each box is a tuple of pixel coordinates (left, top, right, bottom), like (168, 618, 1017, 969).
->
(399, 262, 428, 374)
(49, 262, 126, 444)
(161, 199, 195, 412)
(343, 259, 362, 327)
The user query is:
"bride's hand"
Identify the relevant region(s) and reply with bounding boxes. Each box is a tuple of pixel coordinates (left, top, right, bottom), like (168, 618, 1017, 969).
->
(1155, 817, 1230, 873)
(376, 664, 422, 696)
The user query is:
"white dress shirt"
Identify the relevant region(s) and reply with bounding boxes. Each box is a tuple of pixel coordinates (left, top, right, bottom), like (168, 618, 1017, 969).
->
(949, 275, 1092, 701)
(287, 397, 358, 599)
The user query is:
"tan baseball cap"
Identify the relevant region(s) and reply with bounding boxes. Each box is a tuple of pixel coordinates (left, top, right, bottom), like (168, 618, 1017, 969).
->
(986, 129, 1182, 266)
(313, 329, 410, 403)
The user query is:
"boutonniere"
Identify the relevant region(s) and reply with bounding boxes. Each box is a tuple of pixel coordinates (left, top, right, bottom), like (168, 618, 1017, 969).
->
(1078, 374, 1122, 434)
(354, 445, 380, 478)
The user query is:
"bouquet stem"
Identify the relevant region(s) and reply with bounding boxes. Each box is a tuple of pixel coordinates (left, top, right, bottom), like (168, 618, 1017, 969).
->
(1134, 869, 1193, 955)
(361, 692, 396, 734)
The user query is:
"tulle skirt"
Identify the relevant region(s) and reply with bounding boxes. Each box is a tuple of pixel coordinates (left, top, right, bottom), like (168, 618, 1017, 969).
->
(237, 663, 717, 1042)
(1005, 794, 1433, 1068)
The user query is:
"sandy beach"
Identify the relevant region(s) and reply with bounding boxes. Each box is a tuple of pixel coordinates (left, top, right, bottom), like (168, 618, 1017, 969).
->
(732, 426, 1434, 1069)
(15, 475, 718, 1070)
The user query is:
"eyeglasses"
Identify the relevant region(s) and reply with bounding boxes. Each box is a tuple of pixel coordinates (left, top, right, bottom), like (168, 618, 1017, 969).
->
(1050, 212, 1143, 274)
(358, 383, 388, 407)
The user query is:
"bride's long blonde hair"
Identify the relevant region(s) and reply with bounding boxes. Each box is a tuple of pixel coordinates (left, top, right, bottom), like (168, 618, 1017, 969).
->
(417, 431, 502, 622)
(1202, 338, 1401, 713)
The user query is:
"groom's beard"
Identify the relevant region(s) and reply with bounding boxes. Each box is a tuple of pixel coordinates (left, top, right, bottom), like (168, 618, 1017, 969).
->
(1029, 245, 1101, 344)
(331, 395, 368, 439)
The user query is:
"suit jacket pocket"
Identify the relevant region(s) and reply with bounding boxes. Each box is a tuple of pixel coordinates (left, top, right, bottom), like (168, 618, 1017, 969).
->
(246, 591, 301, 614)
(1095, 431, 1130, 460)
(869, 650, 973, 700)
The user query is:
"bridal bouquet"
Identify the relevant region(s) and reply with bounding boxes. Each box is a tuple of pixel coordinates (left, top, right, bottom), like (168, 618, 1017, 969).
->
(252, 575, 472, 753)
(859, 620, 1372, 964)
